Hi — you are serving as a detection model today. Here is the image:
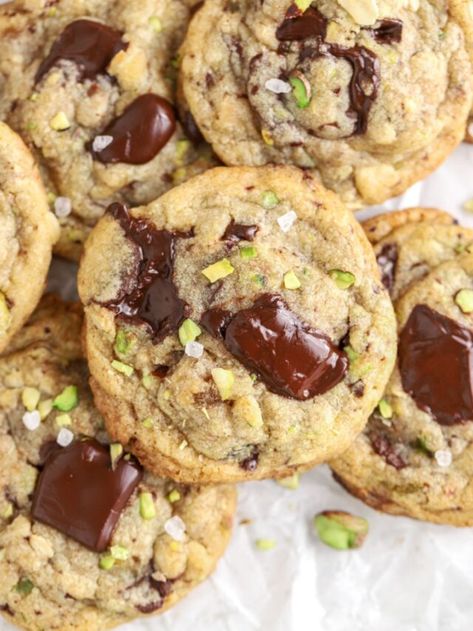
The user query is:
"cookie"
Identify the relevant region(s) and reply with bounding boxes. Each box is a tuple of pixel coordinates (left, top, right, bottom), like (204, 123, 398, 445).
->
(180, 0, 473, 208)
(0, 122, 59, 355)
(0, 295, 236, 630)
(78, 165, 397, 483)
(331, 208, 473, 526)
(0, 0, 215, 260)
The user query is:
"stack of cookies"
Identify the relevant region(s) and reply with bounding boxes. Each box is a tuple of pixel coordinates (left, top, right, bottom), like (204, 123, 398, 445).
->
(0, 0, 472, 628)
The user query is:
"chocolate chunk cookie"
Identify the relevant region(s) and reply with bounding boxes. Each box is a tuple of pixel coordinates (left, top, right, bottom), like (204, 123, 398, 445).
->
(0, 122, 59, 354)
(0, 0, 215, 260)
(78, 165, 397, 483)
(180, 0, 473, 207)
(0, 295, 236, 630)
(331, 208, 473, 526)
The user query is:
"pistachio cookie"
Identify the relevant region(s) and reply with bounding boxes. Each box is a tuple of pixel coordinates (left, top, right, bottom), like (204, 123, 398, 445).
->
(331, 208, 473, 526)
(78, 165, 397, 483)
(0, 295, 236, 630)
(0, 122, 59, 355)
(0, 0, 214, 260)
(180, 0, 473, 207)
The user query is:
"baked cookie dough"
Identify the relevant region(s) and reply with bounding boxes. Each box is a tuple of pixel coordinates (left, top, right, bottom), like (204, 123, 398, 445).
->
(78, 165, 397, 483)
(180, 0, 473, 207)
(331, 208, 473, 526)
(0, 0, 214, 260)
(0, 122, 59, 355)
(0, 295, 236, 630)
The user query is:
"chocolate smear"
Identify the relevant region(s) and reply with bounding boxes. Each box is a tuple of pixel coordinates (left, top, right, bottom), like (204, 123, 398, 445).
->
(369, 19, 403, 44)
(222, 220, 259, 244)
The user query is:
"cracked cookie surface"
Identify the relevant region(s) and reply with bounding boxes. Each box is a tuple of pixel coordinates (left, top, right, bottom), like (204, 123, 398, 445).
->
(0, 122, 59, 355)
(0, 295, 236, 631)
(331, 208, 473, 526)
(78, 165, 397, 483)
(180, 0, 473, 207)
(0, 0, 215, 260)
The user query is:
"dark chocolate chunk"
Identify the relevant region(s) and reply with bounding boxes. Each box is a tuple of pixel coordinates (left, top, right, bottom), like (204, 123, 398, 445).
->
(180, 110, 204, 145)
(276, 7, 327, 41)
(31, 439, 142, 552)
(104, 203, 190, 341)
(222, 220, 259, 244)
(370, 432, 407, 469)
(240, 450, 259, 471)
(376, 243, 398, 291)
(92, 94, 176, 165)
(203, 294, 348, 400)
(200, 308, 232, 339)
(399, 304, 473, 425)
(35, 19, 126, 82)
(369, 19, 403, 44)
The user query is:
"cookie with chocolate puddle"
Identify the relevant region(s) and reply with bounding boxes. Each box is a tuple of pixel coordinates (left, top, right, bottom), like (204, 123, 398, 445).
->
(0, 0, 216, 261)
(179, 0, 472, 208)
(78, 165, 396, 483)
(0, 296, 235, 631)
(331, 208, 473, 526)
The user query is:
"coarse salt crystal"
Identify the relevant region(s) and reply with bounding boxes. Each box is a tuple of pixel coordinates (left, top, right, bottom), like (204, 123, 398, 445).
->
(22, 410, 41, 431)
(54, 197, 72, 218)
(185, 341, 204, 358)
(92, 135, 114, 152)
(57, 427, 74, 447)
(434, 449, 452, 467)
(164, 515, 186, 541)
(265, 78, 291, 94)
(277, 210, 297, 233)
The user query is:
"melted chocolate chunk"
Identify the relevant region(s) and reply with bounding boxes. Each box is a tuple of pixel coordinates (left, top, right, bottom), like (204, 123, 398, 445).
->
(92, 94, 176, 165)
(202, 294, 348, 400)
(104, 203, 189, 341)
(240, 450, 259, 471)
(376, 243, 398, 291)
(370, 433, 407, 469)
(399, 304, 473, 425)
(222, 220, 259, 244)
(36, 19, 126, 83)
(370, 19, 403, 44)
(180, 110, 204, 145)
(31, 439, 142, 552)
(200, 308, 232, 338)
(276, 7, 327, 41)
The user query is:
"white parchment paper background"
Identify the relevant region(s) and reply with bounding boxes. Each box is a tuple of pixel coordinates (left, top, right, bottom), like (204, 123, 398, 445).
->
(2, 140, 473, 631)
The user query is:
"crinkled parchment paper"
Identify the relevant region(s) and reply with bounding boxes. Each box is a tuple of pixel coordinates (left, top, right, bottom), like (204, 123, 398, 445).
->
(1, 136, 473, 631)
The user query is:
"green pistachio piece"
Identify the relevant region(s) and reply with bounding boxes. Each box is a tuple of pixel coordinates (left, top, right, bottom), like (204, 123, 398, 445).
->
(56, 413, 72, 427)
(414, 436, 433, 456)
(261, 190, 279, 209)
(16, 578, 34, 595)
(148, 15, 162, 32)
(38, 399, 53, 420)
(378, 398, 393, 419)
(50, 111, 71, 131)
(142, 417, 153, 428)
(168, 489, 181, 503)
(110, 443, 123, 470)
(314, 511, 368, 550)
(295, 0, 312, 11)
(99, 554, 115, 570)
(110, 545, 129, 561)
(344, 345, 359, 364)
(329, 269, 356, 289)
(202, 258, 235, 283)
(53, 385, 78, 412)
(111, 360, 134, 377)
(289, 75, 311, 108)
(211, 368, 235, 400)
(240, 246, 257, 260)
(251, 273, 266, 287)
(455, 289, 473, 314)
(22, 387, 41, 412)
(139, 492, 156, 520)
(142, 374, 154, 389)
(255, 538, 277, 551)
(283, 270, 301, 290)
(114, 329, 133, 355)
(178, 319, 202, 346)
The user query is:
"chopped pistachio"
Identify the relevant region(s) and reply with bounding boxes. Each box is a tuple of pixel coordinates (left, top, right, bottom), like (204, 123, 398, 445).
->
(16, 578, 34, 595)
(295, 0, 312, 10)
(142, 417, 153, 429)
(261, 129, 274, 145)
(202, 258, 235, 283)
(142, 374, 154, 389)
(314, 511, 368, 550)
(240, 246, 257, 260)
(148, 15, 162, 32)
(175, 139, 190, 164)
(99, 554, 115, 570)
(344, 345, 359, 364)
(277, 473, 299, 489)
(211, 368, 235, 400)
(414, 436, 432, 456)
(139, 492, 156, 520)
(289, 75, 311, 108)
(233, 395, 263, 428)
(30, 92, 39, 102)
(22, 387, 40, 412)
(53, 385, 78, 412)
(38, 398, 53, 420)
(255, 538, 277, 551)
(111, 360, 134, 377)
(378, 398, 393, 419)
(56, 413, 72, 427)
(168, 489, 181, 503)
(251, 273, 266, 287)
(110, 443, 123, 470)
(329, 269, 356, 289)
(50, 111, 71, 131)
(455, 289, 473, 314)
(114, 329, 132, 355)
(178, 319, 202, 346)
(283, 270, 301, 290)
(110, 545, 129, 561)
(0, 293, 11, 330)
(261, 190, 279, 209)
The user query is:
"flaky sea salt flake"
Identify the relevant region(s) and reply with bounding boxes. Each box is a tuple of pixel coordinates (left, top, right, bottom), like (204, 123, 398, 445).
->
(164, 515, 186, 541)
(277, 210, 297, 233)
(265, 78, 291, 94)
